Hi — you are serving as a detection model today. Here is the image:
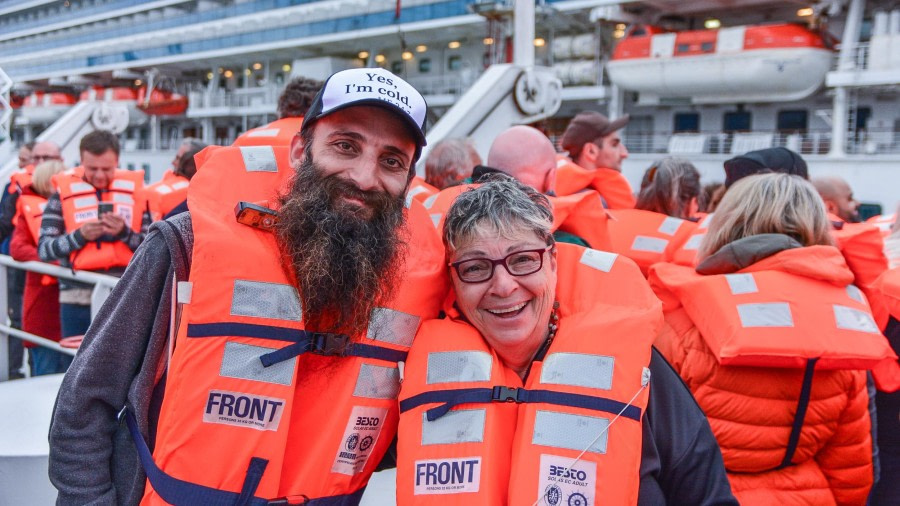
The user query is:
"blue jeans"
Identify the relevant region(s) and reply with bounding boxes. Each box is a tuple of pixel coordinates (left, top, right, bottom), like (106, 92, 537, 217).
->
(30, 346, 73, 376)
(60, 303, 92, 338)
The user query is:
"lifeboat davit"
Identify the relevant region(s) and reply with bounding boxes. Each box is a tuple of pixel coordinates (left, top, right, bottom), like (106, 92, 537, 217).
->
(606, 23, 834, 104)
(17, 91, 77, 124)
(136, 86, 188, 116)
(79, 86, 148, 126)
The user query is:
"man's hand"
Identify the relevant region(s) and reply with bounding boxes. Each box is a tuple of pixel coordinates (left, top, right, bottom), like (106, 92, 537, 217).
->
(79, 221, 105, 241)
(100, 213, 127, 236)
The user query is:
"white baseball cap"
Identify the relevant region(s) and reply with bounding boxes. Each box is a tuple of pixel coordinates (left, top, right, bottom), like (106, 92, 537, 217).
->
(302, 67, 427, 160)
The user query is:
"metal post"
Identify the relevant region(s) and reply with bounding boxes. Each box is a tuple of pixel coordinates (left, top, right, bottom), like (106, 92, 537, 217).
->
(513, 0, 535, 67)
(838, 0, 866, 71)
(0, 266, 8, 382)
(831, 87, 848, 157)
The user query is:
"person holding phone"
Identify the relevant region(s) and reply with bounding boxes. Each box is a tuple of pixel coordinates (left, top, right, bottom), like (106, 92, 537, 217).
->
(37, 130, 149, 342)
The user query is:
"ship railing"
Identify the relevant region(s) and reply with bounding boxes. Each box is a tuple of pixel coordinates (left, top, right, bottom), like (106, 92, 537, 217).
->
(188, 85, 280, 111)
(406, 72, 479, 96)
(0, 254, 119, 382)
(832, 42, 870, 71)
(623, 130, 839, 156)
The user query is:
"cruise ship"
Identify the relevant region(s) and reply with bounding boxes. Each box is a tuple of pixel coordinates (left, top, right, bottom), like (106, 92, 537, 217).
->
(1, 0, 900, 502)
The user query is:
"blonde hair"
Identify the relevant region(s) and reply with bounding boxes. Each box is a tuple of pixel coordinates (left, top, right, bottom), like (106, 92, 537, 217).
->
(699, 173, 833, 259)
(31, 160, 66, 197)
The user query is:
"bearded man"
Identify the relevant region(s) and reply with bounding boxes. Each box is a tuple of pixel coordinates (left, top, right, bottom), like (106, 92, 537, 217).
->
(48, 68, 447, 505)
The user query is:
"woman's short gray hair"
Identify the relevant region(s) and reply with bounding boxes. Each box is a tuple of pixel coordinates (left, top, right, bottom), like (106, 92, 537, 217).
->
(443, 174, 554, 252)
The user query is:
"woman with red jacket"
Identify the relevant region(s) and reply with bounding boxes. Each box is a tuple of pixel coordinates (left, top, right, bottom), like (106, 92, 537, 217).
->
(11, 159, 66, 375)
(649, 173, 896, 505)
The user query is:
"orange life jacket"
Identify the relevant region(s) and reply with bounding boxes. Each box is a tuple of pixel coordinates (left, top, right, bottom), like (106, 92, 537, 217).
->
(605, 209, 698, 276)
(8, 164, 34, 194)
(554, 156, 635, 209)
(873, 268, 900, 392)
(54, 169, 144, 271)
(397, 243, 660, 505)
(138, 145, 447, 505)
(829, 214, 890, 329)
(17, 193, 47, 245)
(233, 117, 304, 147)
(669, 213, 714, 267)
(406, 176, 439, 205)
(866, 213, 895, 237)
(650, 247, 896, 370)
(422, 184, 613, 250)
(138, 171, 190, 221)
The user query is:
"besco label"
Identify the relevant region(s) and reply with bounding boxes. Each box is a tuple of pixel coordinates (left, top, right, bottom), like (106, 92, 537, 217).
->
(331, 406, 388, 476)
(73, 210, 98, 223)
(414, 457, 481, 495)
(537, 454, 596, 506)
(203, 390, 285, 431)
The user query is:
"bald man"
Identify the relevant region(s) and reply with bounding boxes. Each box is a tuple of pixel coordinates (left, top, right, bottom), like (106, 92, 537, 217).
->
(486, 125, 557, 194)
(813, 176, 861, 223)
(30, 141, 63, 166)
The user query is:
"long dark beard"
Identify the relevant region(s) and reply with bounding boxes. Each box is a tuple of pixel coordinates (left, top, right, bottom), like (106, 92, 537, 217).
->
(275, 153, 407, 337)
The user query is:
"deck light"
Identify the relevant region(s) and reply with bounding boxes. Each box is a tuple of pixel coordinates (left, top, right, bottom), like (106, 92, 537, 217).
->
(244, 69, 252, 76)
(402, 51, 414, 60)
(282, 64, 292, 72)
(704, 19, 721, 29)
(358, 51, 370, 59)
(375, 54, 386, 63)
(534, 38, 546, 47)
(448, 41, 461, 49)
(416, 45, 427, 53)
(797, 7, 814, 17)
(484, 37, 494, 45)
(224, 70, 234, 78)
(252, 62, 262, 70)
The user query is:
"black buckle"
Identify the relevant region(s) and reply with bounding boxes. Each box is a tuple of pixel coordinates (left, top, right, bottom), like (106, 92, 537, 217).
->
(308, 332, 349, 356)
(492, 386, 521, 403)
(267, 496, 308, 506)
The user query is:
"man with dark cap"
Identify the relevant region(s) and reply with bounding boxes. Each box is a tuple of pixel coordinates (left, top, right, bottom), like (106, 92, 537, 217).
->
(49, 68, 447, 505)
(556, 111, 635, 209)
(723, 146, 808, 188)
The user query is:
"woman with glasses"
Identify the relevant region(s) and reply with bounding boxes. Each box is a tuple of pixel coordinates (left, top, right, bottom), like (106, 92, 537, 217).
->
(395, 175, 736, 505)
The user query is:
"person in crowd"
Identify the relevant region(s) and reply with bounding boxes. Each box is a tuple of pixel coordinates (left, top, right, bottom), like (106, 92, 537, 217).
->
(10, 159, 67, 375)
(49, 68, 447, 505)
(138, 138, 207, 221)
(232, 75, 323, 147)
(397, 175, 738, 505)
(556, 111, 635, 208)
(872, 268, 900, 505)
(424, 137, 481, 190)
(698, 181, 725, 214)
(814, 175, 861, 223)
(650, 173, 895, 504)
(605, 158, 701, 276)
(722, 146, 808, 188)
(0, 141, 35, 379)
(38, 130, 149, 342)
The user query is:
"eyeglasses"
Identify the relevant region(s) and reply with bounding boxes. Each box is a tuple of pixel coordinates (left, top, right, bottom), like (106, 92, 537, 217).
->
(449, 246, 552, 283)
(32, 155, 60, 162)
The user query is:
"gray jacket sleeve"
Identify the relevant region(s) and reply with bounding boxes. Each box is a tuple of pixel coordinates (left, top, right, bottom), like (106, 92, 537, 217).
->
(38, 192, 87, 262)
(49, 214, 192, 506)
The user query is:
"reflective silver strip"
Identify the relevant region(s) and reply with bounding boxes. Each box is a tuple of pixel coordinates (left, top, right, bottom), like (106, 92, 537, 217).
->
(172, 181, 189, 190)
(421, 409, 486, 445)
(726, 273, 758, 295)
(230, 280, 302, 321)
(631, 236, 668, 253)
(422, 193, 439, 209)
(154, 184, 173, 195)
(658, 217, 683, 236)
(833, 305, 880, 333)
(426, 351, 492, 384)
(846, 285, 865, 304)
(737, 302, 794, 327)
(69, 182, 94, 193)
(112, 193, 134, 204)
(699, 214, 713, 229)
(220, 342, 296, 386)
(579, 248, 617, 273)
(111, 179, 136, 191)
(430, 214, 441, 228)
(532, 411, 609, 454)
(541, 353, 614, 390)
(73, 196, 97, 209)
(247, 128, 280, 138)
(176, 281, 192, 304)
(240, 146, 278, 172)
(682, 233, 704, 251)
(353, 363, 400, 399)
(367, 307, 420, 347)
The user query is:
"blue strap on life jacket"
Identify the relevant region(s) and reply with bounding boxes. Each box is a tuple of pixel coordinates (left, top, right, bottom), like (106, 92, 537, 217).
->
(186, 322, 407, 366)
(125, 410, 368, 505)
(399, 385, 643, 422)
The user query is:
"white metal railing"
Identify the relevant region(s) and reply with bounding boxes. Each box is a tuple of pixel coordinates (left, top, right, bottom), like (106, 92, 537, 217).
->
(622, 130, 850, 156)
(0, 254, 119, 381)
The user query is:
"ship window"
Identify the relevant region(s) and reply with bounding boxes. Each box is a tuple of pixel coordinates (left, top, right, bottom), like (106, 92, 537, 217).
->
(724, 111, 751, 132)
(631, 27, 646, 37)
(391, 61, 404, 74)
(419, 58, 432, 73)
(777, 110, 808, 132)
(674, 113, 700, 133)
(856, 107, 871, 131)
(701, 42, 714, 52)
(448, 55, 462, 71)
(676, 44, 690, 53)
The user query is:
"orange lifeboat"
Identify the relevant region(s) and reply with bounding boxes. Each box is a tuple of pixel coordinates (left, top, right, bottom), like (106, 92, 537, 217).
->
(136, 86, 188, 116)
(607, 23, 834, 103)
(19, 91, 78, 123)
(79, 86, 139, 102)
